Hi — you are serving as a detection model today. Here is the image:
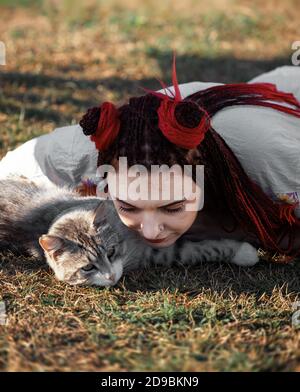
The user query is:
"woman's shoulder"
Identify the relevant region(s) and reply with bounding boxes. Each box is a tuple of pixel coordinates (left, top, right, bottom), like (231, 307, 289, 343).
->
(157, 81, 223, 98)
(0, 123, 98, 187)
(34, 123, 98, 186)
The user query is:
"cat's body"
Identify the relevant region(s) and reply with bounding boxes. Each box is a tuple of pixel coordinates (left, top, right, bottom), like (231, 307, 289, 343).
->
(0, 177, 259, 287)
(0, 177, 131, 286)
(0, 178, 99, 258)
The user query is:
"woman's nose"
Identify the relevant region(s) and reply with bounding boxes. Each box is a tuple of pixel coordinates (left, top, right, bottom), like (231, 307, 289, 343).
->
(139, 219, 162, 240)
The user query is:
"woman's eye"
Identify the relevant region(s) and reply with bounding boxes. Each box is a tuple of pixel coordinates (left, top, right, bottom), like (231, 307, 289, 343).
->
(118, 205, 138, 213)
(81, 264, 96, 272)
(163, 205, 185, 214)
(107, 247, 115, 258)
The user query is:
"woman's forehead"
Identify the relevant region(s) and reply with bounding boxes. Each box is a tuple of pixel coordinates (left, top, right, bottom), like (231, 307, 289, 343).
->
(107, 169, 199, 201)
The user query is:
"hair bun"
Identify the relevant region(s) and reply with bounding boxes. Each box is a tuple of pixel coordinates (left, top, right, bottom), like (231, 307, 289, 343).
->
(174, 100, 206, 128)
(79, 107, 101, 136)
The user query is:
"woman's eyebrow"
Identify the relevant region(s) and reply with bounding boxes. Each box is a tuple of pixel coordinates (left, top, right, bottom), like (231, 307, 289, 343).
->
(160, 199, 186, 207)
(116, 198, 137, 208)
(116, 198, 187, 208)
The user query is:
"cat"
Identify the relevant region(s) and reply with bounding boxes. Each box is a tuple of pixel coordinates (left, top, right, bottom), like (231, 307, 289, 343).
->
(0, 177, 132, 287)
(0, 177, 260, 287)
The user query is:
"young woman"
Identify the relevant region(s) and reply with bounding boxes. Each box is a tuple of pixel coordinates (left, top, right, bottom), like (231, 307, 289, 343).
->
(1, 58, 300, 262)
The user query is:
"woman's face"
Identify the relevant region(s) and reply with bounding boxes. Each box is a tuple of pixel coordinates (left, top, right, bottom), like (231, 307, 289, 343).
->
(106, 166, 202, 248)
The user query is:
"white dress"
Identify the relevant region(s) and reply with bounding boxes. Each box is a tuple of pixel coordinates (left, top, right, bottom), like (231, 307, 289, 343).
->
(1, 66, 300, 213)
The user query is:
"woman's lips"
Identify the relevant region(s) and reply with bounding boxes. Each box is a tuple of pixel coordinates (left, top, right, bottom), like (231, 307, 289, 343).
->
(144, 237, 168, 244)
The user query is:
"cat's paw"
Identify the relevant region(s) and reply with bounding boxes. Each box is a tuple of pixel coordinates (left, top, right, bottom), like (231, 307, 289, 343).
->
(231, 242, 259, 266)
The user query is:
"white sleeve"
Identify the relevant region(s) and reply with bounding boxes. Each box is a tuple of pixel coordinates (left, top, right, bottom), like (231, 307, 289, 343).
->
(0, 135, 54, 186)
(0, 124, 98, 188)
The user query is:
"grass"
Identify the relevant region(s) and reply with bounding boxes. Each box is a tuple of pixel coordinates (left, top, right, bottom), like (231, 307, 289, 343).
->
(0, 0, 300, 371)
(1, 253, 300, 371)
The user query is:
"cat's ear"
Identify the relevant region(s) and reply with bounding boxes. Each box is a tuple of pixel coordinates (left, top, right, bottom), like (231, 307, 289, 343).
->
(92, 202, 107, 228)
(39, 235, 65, 254)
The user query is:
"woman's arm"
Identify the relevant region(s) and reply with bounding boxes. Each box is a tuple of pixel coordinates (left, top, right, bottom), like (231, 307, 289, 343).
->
(0, 124, 98, 188)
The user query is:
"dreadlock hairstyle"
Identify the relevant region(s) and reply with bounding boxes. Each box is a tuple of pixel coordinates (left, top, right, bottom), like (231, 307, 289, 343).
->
(79, 52, 300, 261)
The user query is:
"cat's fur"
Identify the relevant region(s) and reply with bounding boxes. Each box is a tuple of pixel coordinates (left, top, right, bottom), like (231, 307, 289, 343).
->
(0, 177, 259, 287)
(0, 177, 131, 286)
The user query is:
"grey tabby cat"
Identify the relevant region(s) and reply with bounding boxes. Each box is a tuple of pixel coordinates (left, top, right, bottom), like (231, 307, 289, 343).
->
(0, 177, 259, 287)
(0, 177, 130, 286)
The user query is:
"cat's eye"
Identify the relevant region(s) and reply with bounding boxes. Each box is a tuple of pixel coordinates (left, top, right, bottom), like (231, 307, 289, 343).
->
(81, 263, 96, 272)
(107, 247, 115, 258)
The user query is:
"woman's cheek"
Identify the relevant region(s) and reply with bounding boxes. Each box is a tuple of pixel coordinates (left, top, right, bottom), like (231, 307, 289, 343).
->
(168, 211, 196, 232)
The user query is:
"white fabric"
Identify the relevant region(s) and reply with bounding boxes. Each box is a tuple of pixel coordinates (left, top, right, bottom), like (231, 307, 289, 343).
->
(249, 65, 300, 100)
(1, 66, 300, 207)
(0, 124, 98, 187)
(212, 67, 300, 197)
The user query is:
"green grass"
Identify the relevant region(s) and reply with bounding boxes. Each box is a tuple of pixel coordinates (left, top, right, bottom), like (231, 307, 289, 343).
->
(0, 0, 300, 371)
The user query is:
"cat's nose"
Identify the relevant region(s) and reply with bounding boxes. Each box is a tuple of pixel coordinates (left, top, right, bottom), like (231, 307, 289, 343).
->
(104, 272, 116, 282)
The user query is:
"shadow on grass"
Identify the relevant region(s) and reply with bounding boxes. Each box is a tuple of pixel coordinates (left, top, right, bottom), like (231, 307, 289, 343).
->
(149, 51, 291, 84)
(0, 251, 48, 275)
(0, 52, 291, 124)
(1, 250, 299, 300)
(122, 261, 300, 298)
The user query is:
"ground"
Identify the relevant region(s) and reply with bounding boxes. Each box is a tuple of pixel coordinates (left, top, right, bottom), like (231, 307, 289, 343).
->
(0, 0, 299, 371)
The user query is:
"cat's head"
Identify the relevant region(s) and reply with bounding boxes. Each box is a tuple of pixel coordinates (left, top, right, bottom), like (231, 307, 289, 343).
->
(39, 202, 126, 287)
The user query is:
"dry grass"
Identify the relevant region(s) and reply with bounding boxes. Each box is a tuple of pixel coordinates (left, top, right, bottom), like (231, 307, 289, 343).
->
(0, 0, 300, 371)
(1, 252, 300, 371)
